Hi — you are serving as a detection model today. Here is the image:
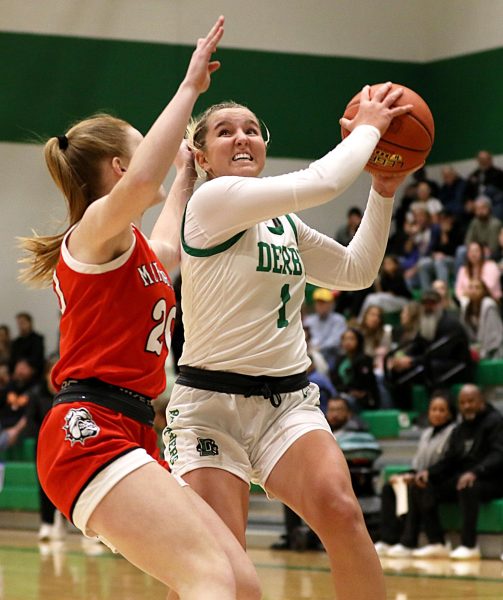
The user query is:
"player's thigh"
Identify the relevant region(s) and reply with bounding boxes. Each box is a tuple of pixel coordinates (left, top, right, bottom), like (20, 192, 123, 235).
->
(183, 467, 250, 547)
(88, 462, 234, 590)
(265, 429, 357, 526)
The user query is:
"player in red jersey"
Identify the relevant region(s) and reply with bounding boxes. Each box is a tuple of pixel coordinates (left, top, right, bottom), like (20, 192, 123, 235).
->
(19, 17, 261, 600)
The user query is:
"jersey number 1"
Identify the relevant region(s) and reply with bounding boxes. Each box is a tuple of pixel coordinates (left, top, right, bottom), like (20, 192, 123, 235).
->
(277, 284, 291, 328)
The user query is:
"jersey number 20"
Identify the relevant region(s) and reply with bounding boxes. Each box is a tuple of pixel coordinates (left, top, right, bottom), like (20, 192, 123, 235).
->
(146, 298, 176, 356)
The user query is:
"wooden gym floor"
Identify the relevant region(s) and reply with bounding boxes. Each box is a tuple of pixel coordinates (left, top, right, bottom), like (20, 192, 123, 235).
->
(1, 530, 503, 599)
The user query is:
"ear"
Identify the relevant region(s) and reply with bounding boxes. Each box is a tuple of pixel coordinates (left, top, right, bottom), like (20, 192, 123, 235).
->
(111, 156, 125, 177)
(194, 149, 209, 172)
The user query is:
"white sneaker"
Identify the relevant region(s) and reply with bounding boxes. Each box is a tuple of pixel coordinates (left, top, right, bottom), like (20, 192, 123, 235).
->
(374, 541, 391, 556)
(412, 543, 451, 558)
(449, 545, 481, 560)
(386, 544, 414, 558)
(51, 511, 66, 541)
(38, 523, 53, 542)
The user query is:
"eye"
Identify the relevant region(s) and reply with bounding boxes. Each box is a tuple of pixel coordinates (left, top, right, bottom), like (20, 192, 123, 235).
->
(246, 127, 259, 136)
(217, 128, 231, 137)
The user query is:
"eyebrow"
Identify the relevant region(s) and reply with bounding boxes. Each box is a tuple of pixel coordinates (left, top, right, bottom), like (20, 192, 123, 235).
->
(212, 118, 259, 130)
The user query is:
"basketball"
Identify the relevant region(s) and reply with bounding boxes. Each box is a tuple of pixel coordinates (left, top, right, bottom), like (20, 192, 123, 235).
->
(341, 83, 435, 175)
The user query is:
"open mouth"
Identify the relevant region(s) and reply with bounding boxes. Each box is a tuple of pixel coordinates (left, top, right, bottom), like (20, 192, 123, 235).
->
(232, 153, 253, 162)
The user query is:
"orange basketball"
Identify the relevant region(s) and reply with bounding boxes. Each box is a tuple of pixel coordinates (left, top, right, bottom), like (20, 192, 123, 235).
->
(341, 83, 434, 175)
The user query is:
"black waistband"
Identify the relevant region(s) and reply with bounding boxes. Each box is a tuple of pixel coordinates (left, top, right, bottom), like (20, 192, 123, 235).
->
(53, 378, 154, 426)
(177, 366, 309, 407)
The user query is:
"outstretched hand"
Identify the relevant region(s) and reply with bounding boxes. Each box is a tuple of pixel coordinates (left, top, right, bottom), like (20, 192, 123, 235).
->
(183, 15, 224, 94)
(340, 82, 413, 137)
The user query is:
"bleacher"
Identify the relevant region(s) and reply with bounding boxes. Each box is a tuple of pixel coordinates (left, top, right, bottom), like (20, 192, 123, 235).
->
(2, 359, 503, 556)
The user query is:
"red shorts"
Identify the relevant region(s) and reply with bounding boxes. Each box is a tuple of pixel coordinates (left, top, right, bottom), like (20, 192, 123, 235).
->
(37, 401, 169, 525)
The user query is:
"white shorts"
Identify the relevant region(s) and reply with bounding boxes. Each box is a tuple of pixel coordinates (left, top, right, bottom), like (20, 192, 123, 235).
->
(163, 382, 331, 489)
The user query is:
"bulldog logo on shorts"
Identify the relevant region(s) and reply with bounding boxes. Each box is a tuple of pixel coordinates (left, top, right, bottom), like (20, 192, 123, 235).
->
(63, 407, 100, 446)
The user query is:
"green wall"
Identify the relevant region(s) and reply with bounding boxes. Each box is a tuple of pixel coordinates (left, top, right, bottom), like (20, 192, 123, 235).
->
(1, 31, 501, 162)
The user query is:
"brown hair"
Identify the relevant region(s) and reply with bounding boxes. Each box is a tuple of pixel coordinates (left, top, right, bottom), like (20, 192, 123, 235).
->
(19, 114, 131, 287)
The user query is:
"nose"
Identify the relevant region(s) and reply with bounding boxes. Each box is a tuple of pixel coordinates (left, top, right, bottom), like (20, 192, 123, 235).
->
(235, 128, 248, 144)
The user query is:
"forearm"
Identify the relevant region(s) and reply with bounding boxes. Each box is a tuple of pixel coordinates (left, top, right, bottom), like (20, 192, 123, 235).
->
(150, 171, 195, 271)
(302, 189, 394, 289)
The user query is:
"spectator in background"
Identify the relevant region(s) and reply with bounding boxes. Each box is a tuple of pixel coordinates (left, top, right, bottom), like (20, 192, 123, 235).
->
(0, 325, 11, 363)
(417, 209, 461, 291)
(460, 279, 503, 360)
(459, 195, 502, 265)
(398, 206, 440, 291)
(392, 182, 418, 234)
(303, 288, 347, 364)
(409, 181, 443, 223)
(375, 391, 456, 557)
(391, 301, 421, 348)
(432, 279, 459, 315)
(326, 394, 369, 436)
(455, 241, 502, 304)
(414, 384, 503, 560)
(439, 166, 467, 218)
(412, 166, 440, 198)
(386, 290, 471, 408)
(358, 255, 412, 317)
(1, 359, 37, 430)
(465, 150, 503, 204)
(330, 328, 380, 411)
(334, 206, 362, 246)
(9, 313, 45, 382)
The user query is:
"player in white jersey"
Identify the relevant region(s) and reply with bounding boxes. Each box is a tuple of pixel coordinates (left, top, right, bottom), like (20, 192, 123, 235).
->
(154, 84, 415, 600)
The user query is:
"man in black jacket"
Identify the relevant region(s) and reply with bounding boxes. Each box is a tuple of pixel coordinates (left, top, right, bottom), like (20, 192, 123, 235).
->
(415, 384, 503, 559)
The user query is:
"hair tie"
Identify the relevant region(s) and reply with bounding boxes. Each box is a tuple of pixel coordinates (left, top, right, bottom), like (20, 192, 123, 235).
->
(57, 135, 69, 150)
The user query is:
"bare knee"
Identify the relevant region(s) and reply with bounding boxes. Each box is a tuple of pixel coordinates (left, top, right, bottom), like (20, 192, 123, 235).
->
(235, 565, 262, 600)
(177, 553, 237, 598)
(306, 486, 364, 536)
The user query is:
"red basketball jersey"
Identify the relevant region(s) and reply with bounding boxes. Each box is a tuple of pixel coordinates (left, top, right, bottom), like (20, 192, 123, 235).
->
(51, 225, 175, 398)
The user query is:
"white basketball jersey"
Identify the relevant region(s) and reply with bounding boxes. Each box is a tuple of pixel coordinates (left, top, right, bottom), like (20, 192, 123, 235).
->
(179, 214, 309, 376)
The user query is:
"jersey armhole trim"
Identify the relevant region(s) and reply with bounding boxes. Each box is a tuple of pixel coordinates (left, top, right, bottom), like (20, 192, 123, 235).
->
(285, 214, 298, 243)
(181, 206, 246, 257)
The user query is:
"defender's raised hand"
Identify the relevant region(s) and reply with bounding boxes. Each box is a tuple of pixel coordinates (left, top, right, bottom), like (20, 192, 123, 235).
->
(183, 15, 224, 94)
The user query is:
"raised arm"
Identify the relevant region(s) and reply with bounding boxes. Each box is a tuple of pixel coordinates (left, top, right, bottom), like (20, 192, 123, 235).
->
(150, 141, 197, 271)
(72, 17, 224, 262)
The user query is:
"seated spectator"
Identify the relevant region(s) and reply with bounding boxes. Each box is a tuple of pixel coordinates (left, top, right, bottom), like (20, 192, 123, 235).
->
(330, 328, 380, 410)
(9, 312, 45, 382)
(460, 279, 503, 359)
(464, 150, 503, 205)
(358, 255, 412, 318)
(417, 209, 461, 290)
(374, 391, 456, 557)
(455, 241, 502, 303)
(409, 181, 443, 223)
(1, 359, 36, 430)
(392, 182, 418, 234)
(334, 206, 362, 246)
(439, 166, 466, 217)
(397, 206, 441, 291)
(303, 324, 329, 376)
(456, 196, 502, 269)
(386, 290, 471, 408)
(391, 301, 421, 347)
(0, 325, 11, 363)
(413, 384, 503, 560)
(432, 279, 459, 315)
(326, 394, 369, 435)
(303, 288, 347, 364)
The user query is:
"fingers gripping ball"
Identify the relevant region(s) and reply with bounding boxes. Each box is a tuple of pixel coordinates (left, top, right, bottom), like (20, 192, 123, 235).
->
(341, 83, 435, 174)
